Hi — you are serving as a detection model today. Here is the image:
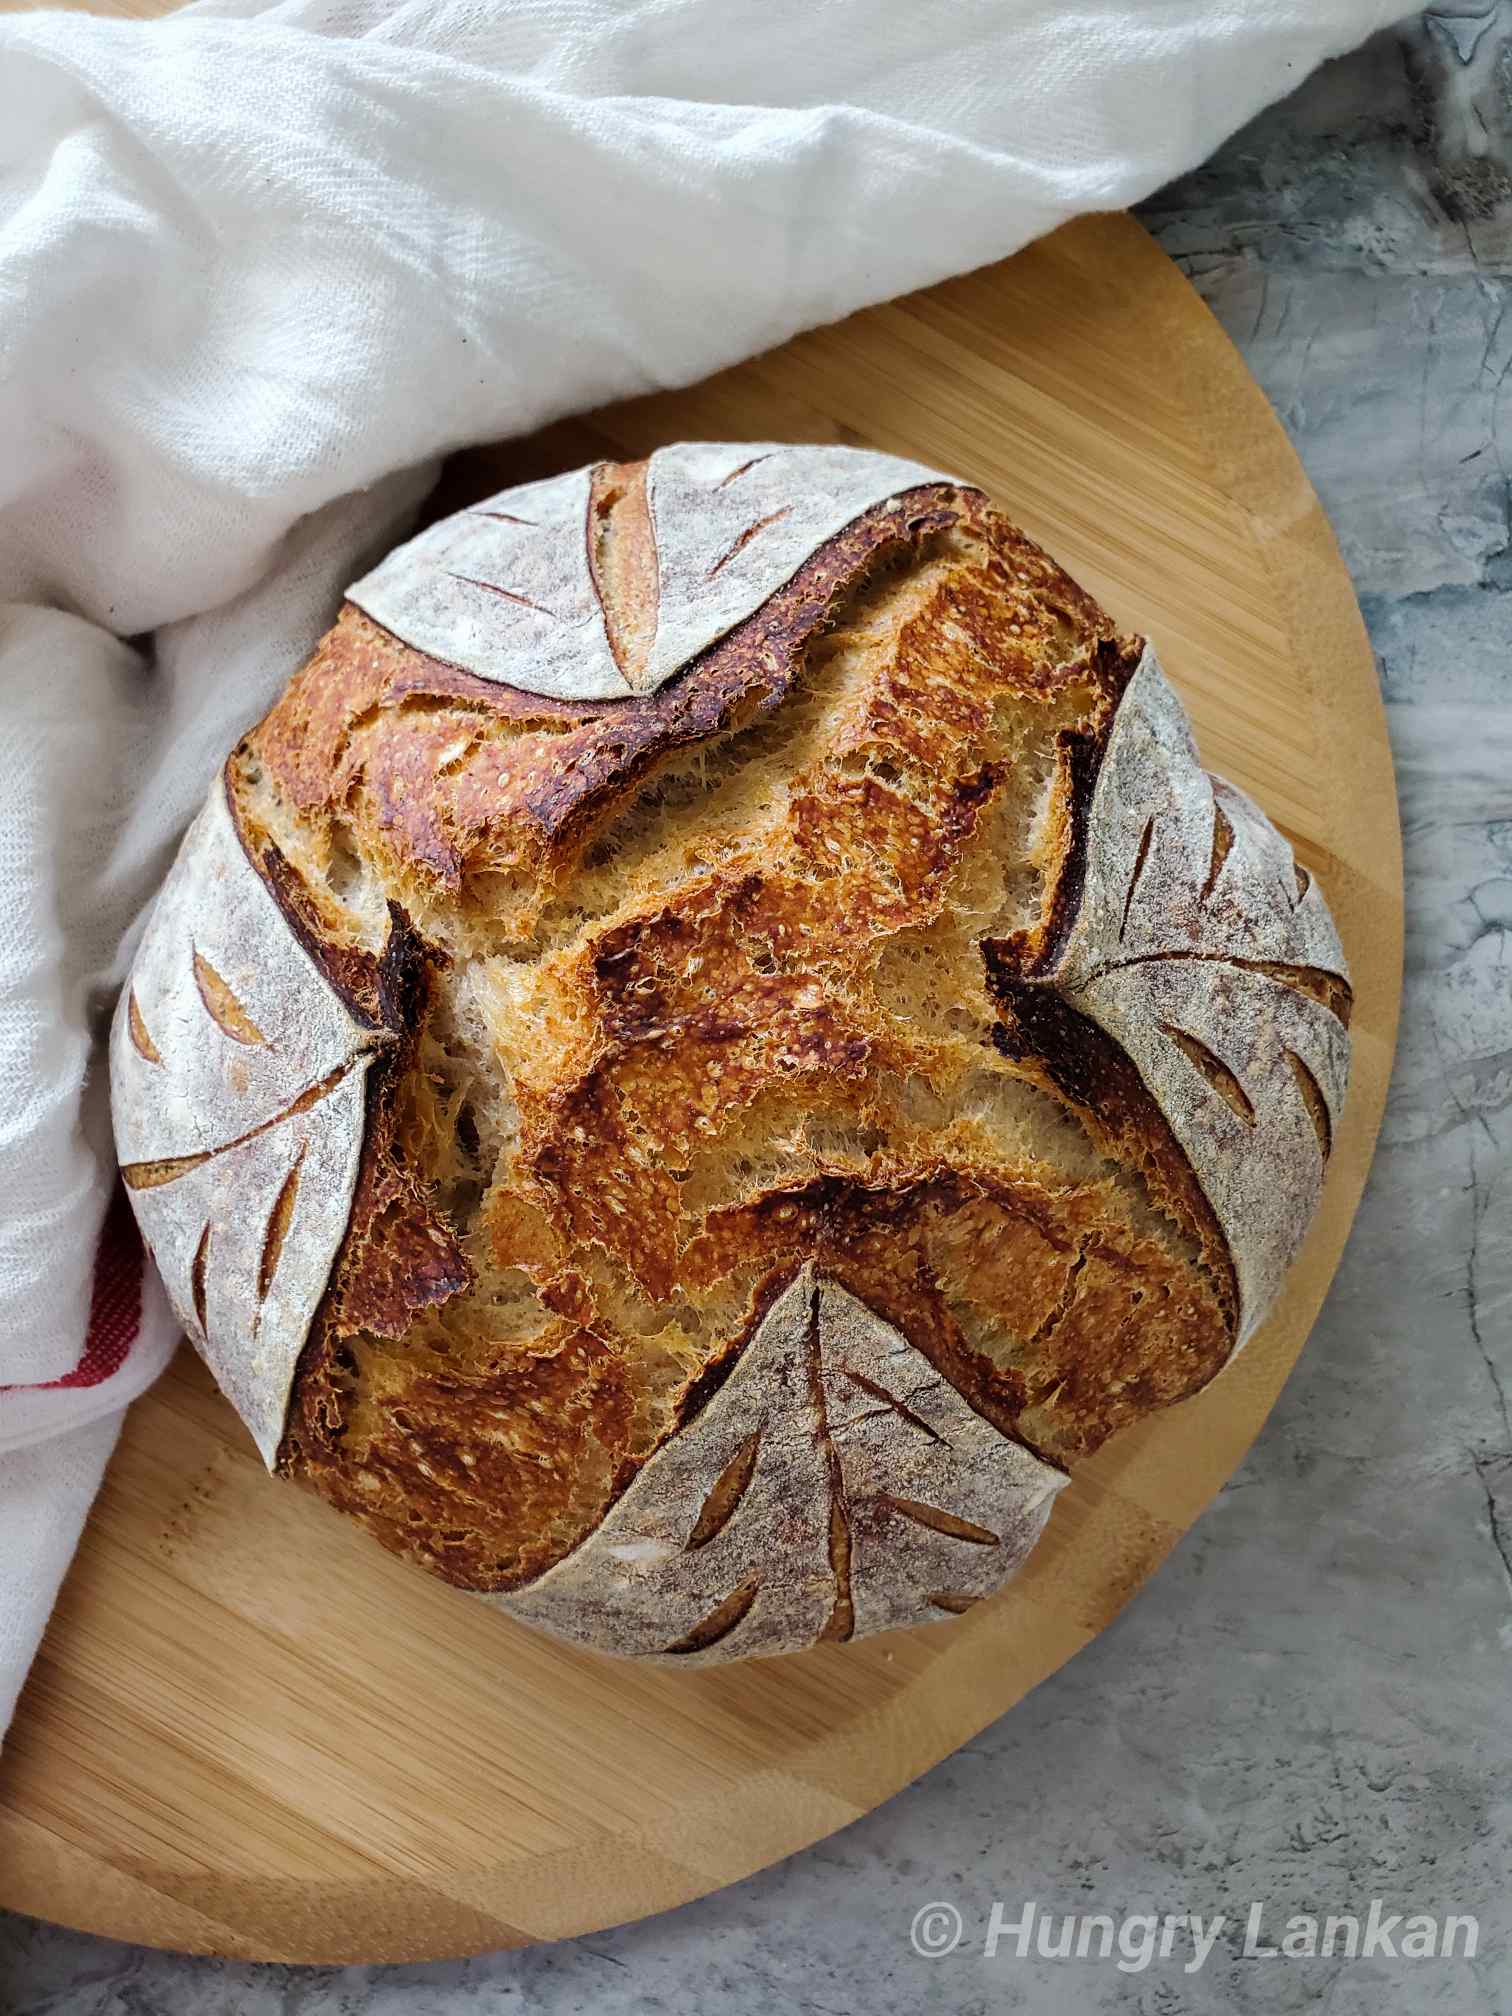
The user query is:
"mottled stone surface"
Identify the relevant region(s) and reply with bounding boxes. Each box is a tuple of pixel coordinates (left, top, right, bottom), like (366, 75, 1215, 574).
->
(4, 8, 1510, 2010)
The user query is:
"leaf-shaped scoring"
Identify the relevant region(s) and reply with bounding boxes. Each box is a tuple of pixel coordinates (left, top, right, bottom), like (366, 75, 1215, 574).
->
(344, 442, 957, 703)
(1053, 647, 1352, 1342)
(500, 1265, 1067, 1663)
(110, 777, 390, 1462)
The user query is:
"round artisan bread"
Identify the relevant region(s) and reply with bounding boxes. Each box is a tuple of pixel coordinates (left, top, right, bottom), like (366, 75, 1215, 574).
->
(111, 442, 1352, 1663)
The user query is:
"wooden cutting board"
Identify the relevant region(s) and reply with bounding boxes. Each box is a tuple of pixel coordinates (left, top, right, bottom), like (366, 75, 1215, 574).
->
(0, 212, 1402, 1966)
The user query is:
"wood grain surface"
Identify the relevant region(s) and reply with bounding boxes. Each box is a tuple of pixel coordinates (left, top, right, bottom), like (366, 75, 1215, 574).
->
(0, 211, 1403, 1965)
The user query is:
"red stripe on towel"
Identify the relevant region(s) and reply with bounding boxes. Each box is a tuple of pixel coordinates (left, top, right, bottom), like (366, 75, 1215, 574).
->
(4, 1186, 143, 1392)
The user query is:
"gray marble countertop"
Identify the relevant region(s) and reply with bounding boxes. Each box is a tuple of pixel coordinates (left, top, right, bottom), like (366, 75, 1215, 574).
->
(4, 8, 1510, 2012)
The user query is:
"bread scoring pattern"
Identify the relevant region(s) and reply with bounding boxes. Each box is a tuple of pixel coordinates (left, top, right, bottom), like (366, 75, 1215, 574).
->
(506, 1265, 1065, 1662)
(111, 783, 390, 1461)
(1008, 649, 1351, 1340)
(112, 444, 1351, 1662)
(345, 444, 950, 700)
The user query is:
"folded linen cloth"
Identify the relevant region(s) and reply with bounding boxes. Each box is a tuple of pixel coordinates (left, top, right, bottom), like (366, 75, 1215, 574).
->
(0, 0, 1405, 1737)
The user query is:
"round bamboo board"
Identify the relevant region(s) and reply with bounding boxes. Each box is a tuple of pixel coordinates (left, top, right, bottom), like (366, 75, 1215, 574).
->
(0, 212, 1402, 1965)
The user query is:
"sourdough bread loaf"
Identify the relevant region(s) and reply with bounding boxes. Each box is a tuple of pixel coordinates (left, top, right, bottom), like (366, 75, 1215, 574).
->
(111, 442, 1351, 1663)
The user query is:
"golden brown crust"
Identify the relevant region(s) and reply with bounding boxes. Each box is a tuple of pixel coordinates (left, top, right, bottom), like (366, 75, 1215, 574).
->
(249, 484, 970, 923)
(249, 474, 1238, 1595)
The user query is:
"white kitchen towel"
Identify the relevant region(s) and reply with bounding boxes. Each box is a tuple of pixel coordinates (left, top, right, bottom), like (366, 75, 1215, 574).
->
(0, 0, 1404, 1736)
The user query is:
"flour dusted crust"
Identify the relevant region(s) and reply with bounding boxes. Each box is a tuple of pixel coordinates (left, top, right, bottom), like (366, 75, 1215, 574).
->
(110, 778, 467, 1459)
(109, 783, 388, 1461)
(501, 1266, 1066, 1662)
(1048, 650, 1349, 1340)
(111, 442, 1352, 1663)
(346, 443, 949, 701)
